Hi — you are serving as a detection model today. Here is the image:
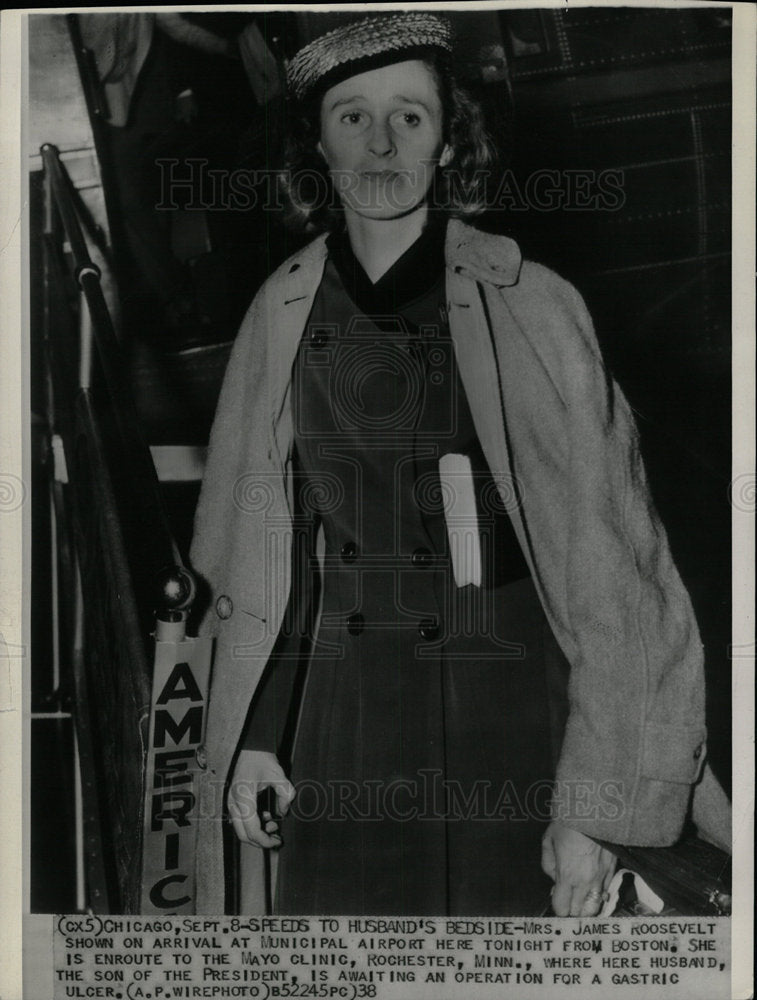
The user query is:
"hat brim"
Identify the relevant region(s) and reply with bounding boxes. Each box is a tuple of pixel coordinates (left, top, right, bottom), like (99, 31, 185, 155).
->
(296, 45, 451, 108)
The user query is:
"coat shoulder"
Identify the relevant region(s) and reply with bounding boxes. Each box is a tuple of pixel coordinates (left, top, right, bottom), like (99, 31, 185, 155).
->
(446, 220, 589, 319)
(447, 221, 601, 379)
(445, 218, 523, 287)
(232, 233, 329, 351)
(506, 259, 606, 386)
(447, 218, 582, 295)
(511, 258, 593, 330)
(255, 233, 330, 300)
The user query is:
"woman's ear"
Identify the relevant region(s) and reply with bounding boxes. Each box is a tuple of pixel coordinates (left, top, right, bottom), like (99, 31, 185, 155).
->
(439, 144, 453, 168)
(316, 140, 327, 164)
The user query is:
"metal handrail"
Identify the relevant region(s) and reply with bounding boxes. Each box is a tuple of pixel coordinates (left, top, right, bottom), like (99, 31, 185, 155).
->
(40, 142, 202, 911)
(40, 142, 195, 617)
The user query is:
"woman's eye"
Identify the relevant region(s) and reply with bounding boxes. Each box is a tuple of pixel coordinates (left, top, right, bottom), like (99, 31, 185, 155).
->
(396, 111, 422, 127)
(341, 111, 364, 125)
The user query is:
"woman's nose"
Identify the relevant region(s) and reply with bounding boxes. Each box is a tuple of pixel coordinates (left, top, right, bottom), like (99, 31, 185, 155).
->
(367, 121, 395, 158)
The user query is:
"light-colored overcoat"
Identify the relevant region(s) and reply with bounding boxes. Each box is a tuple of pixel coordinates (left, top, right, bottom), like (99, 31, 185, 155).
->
(189, 218, 721, 914)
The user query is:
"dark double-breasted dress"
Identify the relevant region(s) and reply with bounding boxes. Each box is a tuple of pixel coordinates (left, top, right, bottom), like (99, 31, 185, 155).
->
(243, 221, 569, 915)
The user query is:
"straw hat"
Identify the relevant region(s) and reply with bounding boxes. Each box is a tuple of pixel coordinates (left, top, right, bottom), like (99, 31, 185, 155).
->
(286, 12, 453, 102)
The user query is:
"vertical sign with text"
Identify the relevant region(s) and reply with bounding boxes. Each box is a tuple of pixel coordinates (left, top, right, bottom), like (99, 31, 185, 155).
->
(140, 627, 214, 914)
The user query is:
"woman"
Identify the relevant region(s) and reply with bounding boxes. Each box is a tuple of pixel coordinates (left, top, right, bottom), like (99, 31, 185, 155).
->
(189, 13, 711, 917)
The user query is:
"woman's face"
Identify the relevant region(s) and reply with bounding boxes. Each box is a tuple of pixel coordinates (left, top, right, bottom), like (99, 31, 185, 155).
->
(318, 59, 451, 221)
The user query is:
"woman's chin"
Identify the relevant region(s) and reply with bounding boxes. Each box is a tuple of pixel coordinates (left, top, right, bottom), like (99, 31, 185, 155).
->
(341, 199, 428, 222)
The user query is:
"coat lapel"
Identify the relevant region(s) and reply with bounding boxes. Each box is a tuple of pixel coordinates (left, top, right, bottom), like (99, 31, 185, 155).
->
(270, 236, 329, 464)
(268, 220, 522, 481)
(445, 270, 511, 490)
(443, 219, 523, 506)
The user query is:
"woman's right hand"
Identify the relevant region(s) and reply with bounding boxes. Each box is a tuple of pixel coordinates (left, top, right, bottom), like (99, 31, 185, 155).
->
(227, 750, 295, 849)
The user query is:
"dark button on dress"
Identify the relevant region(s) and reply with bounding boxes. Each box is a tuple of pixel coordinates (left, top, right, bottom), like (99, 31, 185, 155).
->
(269, 222, 567, 915)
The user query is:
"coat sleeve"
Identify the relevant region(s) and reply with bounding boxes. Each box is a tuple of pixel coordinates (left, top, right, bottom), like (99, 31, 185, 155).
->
(559, 275, 707, 846)
(189, 261, 319, 759)
(188, 287, 268, 636)
(498, 266, 709, 847)
(240, 461, 320, 755)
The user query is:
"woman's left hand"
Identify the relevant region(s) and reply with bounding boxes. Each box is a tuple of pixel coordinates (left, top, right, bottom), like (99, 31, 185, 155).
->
(541, 821, 617, 916)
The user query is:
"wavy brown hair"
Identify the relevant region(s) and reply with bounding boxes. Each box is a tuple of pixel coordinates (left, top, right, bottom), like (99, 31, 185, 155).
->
(278, 53, 497, 233)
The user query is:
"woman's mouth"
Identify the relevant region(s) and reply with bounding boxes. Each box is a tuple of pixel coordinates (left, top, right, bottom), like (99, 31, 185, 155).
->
(361, 170, 398, 180)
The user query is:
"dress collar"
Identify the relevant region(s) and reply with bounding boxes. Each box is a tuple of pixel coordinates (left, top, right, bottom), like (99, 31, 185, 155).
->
(325, 213, 447, 314)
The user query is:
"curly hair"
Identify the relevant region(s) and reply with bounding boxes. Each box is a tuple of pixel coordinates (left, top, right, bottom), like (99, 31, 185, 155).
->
(278, 53, 497, 233)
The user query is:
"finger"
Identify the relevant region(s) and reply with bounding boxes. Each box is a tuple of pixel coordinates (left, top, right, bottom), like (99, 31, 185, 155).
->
(578, 885, 605, 918)
(567, 878, 599, 917)
(261, 810, 281, 837)
(601, 852, 618, 892)
(540, 833, 557, 881)
(229, 805, 253, 847)
(228, 795, 260, 846)
(229, 795, 281, 849)
(551, 879, 572, 917)
(602, 869, 616, 895)
(249, 800, 282, 848)
(567, 883, 587, 917)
